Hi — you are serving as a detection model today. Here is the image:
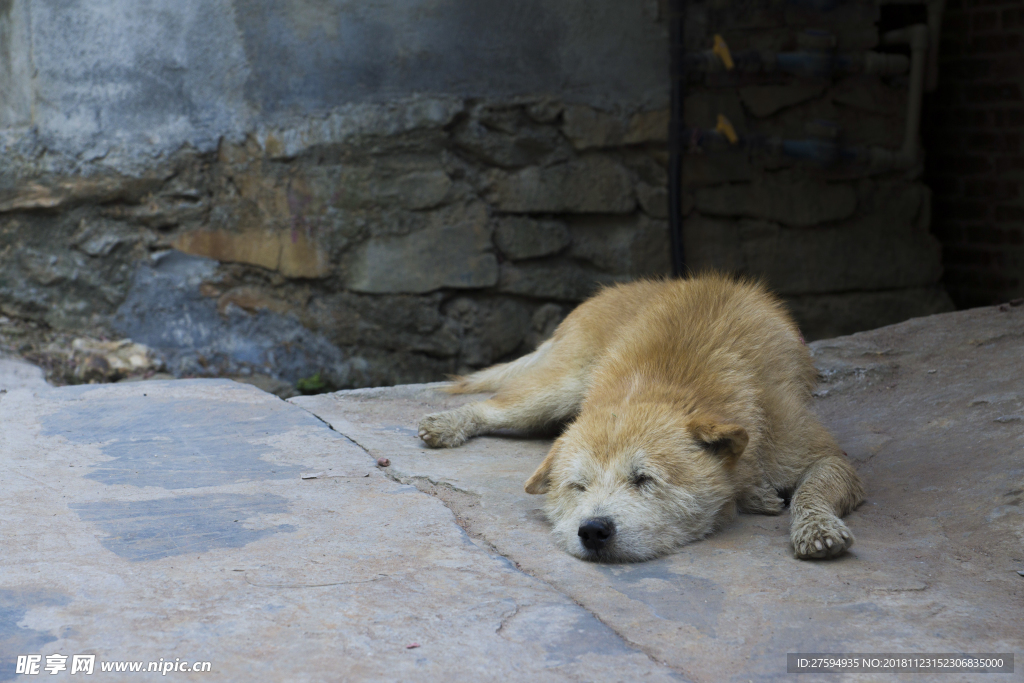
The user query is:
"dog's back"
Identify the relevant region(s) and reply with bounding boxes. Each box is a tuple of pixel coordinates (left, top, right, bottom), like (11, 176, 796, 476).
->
(588, 275, 812, 398)
(452, 275, 811, 399)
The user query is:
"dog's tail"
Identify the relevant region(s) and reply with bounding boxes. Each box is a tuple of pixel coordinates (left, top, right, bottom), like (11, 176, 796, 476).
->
(444, 338, 553, 394)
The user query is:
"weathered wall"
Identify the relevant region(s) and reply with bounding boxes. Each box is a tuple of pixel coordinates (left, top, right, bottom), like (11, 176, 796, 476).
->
(0, 0, 672, 391)
(0, 0, 668, 175)
(678, 0, 953, 340)
(0, 0, 953, 393)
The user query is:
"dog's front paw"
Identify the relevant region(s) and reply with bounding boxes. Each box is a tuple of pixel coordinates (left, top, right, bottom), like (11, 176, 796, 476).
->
(791, 514, 854, 559)
(418, 411, 470, 448)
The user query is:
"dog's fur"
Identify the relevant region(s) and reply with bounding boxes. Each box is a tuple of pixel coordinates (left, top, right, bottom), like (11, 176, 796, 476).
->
(418, 275, 864, 561)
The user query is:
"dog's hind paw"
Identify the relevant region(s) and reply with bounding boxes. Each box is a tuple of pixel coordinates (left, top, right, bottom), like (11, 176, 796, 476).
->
(418, 411, 471, 448)
(738, 485, 786, 515)
(791, 514, 854, 559)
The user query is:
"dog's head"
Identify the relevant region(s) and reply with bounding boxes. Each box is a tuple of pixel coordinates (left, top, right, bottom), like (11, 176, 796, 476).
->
(524, 404, 747, 562)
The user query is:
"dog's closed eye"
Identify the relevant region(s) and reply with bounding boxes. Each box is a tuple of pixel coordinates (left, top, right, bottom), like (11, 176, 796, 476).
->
(568, 482, 587, 492)
(630, 471, 655, 489)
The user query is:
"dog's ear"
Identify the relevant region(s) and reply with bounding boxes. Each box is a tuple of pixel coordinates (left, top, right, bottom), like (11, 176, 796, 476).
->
(689, 418, 748, 459)
(524, 444, 561, 494)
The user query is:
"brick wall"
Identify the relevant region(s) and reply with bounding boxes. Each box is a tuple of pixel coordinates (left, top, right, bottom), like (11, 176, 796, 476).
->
(926, 0, 1024, 307)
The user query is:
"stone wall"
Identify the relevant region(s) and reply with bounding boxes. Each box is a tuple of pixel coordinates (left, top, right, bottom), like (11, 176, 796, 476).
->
(0, 93, 672, 390)
(0, 0, 673, 391)
(680, 0, 954, 340)
(0, 0, 955, 393)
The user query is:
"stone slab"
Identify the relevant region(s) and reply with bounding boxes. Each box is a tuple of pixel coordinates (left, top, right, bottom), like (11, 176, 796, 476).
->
(693, 174, 858, 228)
(0, 356, 48, 392)
(493, 217, 571, 261)
(0, 380, 680, 681)
(683, 210, 943, 297)
(294, 304, 1024, 682)
(345, 203, 499, 295)
(497, 260, 626, 302)
(488, 158, 636, 214)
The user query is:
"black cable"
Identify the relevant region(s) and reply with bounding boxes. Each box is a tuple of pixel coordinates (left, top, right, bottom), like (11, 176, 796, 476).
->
(667, 0, 687, 278)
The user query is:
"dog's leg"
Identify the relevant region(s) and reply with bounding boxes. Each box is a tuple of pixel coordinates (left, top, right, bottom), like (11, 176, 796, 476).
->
(789, 454, 864, 559)
(419, 371, 586, 448)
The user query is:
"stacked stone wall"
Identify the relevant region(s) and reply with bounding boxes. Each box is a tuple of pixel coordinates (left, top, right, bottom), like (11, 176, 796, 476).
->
(681, 0, 953, 340)
(0, 97, 672, 390)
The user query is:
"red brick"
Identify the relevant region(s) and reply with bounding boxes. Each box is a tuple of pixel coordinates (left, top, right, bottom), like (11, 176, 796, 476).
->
(945, 245, 1006, 266)
(930, 223, 966, 243)
(926, 107, 987, 130)
(967, 34, 1022, 53)
(944, 58, 994, 80)
(973, 10, 1001, 29)
(994, 204, 1024, 221)
(991, 109, 1024, 127)
(964, 83, 1023, 102)
(940, 38, 964, 58)
(933, 85, 962, 107)
(965, 179, 1019, 199)
(944, 267, 1020, 291)
(977, 271, 1021, 289)
(950, 268, 1022, 289)
(941, 246, 971, 266)
(930, 154, 994, 174)
(965, 225, 999, 243)
(934, 131, 968, 153)
(1003, 6, 1024, 25)
(959, 224, 1024, 244)
(990, 226, 1024, 244)
(962, 180, 991, 198)
(947, 109, 980, 128)
(934, 199, 992, 219)
(955, 108, 991, 128)
(928, 176, 961, 197)
(987, 58, 1024, 80)
(968, 0, 1023, 8)
(945, 8, 969, 24)
(966, 132, 1001, 150)
(996, 156, 1024, 172)
(943, 267, 983, 288)
(943, 283, 1010, 308)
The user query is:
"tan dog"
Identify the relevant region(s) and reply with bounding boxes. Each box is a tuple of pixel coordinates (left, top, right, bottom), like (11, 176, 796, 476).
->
(418, 274, 864, 561)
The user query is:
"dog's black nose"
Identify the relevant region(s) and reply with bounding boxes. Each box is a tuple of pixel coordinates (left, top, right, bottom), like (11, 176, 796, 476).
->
(578, 517, 616, 551)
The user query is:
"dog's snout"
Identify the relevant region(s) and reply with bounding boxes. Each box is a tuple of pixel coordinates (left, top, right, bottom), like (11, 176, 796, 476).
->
(578, 517, 616, 551)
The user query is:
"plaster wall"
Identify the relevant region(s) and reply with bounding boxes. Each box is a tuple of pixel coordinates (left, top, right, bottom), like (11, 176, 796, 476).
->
(2, 0, 668, 174)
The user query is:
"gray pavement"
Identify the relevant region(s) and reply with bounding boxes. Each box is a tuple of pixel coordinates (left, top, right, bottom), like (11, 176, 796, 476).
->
(2, 304, 1024, 682)
(0, 357, 48, 393)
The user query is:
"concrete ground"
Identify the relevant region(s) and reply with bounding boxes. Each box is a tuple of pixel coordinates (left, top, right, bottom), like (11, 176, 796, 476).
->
(2, 304, 1022, 682)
